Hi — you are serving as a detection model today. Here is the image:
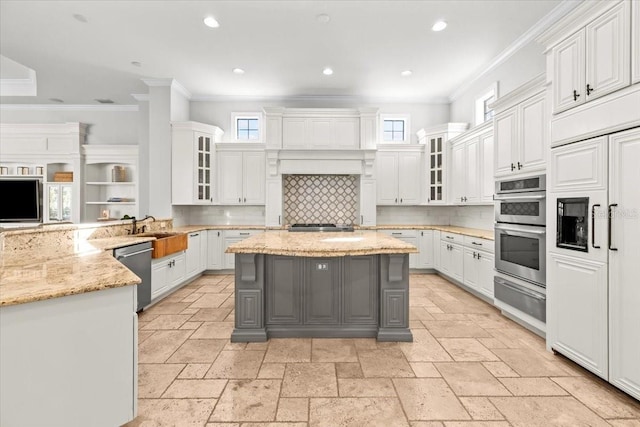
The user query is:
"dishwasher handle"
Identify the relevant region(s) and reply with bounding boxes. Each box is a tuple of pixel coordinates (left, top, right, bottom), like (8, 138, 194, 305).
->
(116, 247, 154, 260)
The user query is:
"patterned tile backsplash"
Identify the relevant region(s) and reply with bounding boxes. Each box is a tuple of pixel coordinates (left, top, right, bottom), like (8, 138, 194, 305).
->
(284, 175, 358, 225)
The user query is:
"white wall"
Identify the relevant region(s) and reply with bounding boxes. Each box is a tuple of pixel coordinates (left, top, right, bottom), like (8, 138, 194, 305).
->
(449, 40, 546, 125)
(189, 99, 451, 144)
(0, 108, 138, 145)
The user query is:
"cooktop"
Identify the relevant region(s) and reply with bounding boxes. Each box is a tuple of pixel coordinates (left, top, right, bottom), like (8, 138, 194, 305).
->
(288, 223, 355, 232)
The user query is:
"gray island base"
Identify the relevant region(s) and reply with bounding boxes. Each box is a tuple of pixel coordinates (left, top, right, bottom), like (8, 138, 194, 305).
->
(231, 253, 413, 342)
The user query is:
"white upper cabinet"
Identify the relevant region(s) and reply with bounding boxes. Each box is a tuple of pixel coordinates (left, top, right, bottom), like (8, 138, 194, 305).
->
(171, 121, 223, 205)
(492, 75, 547, 178)
(417, 123, 469, 205)
(282, 116, 360, 149)
(217, 146, 265, 205)
(448, 121, 494, 204)
(265, 107, 377, 150)
(547, 0, 631, 114)
(633, 0, 640, 84)
(376, 147, 423, 206)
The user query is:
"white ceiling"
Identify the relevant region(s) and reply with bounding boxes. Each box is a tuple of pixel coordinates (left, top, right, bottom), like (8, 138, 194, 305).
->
(0, 0, 578, 105)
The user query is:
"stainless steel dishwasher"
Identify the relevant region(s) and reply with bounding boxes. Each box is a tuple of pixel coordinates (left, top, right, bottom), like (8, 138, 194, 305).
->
(114, 241, 153, 312)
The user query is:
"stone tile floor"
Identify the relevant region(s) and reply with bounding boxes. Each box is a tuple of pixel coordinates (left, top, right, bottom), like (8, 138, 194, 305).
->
(124, 273, 640, 427)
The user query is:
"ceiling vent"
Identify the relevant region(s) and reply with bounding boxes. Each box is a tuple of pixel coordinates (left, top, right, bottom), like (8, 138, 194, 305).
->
(95, 98, 114, 104)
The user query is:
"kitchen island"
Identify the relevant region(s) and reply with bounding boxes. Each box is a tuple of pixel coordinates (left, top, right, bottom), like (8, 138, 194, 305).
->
(0, 230, 155, 427)
(226, 230, 418, 342)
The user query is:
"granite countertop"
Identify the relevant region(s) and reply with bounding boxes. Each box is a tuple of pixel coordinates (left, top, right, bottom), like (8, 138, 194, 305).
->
(0, 235, 158, 307)
(172, 224, 494, 240)
(0, 248, 141, 307)
(225, 230, 420, 257)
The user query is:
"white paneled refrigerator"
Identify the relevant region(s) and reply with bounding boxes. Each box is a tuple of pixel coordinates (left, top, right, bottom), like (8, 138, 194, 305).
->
(547, 126, 640, 400)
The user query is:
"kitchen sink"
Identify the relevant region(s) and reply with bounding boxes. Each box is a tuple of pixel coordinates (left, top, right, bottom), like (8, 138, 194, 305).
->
(136, 231, 187, 258)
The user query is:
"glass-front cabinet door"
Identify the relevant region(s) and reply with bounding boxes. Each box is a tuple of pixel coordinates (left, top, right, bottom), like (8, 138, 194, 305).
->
(196, 133, 212, 203)
(428, 135, 444, 203)
(46, 183, 72, 222)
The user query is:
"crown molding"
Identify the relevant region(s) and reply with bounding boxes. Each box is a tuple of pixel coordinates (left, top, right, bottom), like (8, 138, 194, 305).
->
(190, 93, 450, 104)
(0, 74, 37, 97)
(0, 104, 139, 112)
(141, 78, 192, 100)
(130, 93, 149, 102)
(489, 73, 546, 111)
(448, 0, 582, 102)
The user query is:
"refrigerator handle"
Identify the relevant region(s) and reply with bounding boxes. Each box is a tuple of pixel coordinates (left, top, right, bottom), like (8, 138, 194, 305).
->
(608, 203, 618, 251)
(591, 204, 601, 249)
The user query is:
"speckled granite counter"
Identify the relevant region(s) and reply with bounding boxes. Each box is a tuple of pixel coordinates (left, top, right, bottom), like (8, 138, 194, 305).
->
(225, 230, 419, 257)
(0, 235, 159, 307)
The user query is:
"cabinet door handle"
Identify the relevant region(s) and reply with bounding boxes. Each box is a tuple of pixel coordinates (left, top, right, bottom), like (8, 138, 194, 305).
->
(400, 198, 403, 203)
(421, 231, 423, 236)
(238, 198, 241, 203)
(511, 163, 515, 171)
(395, 198, 398, 203)
(592, 204, 601, 249)
(517, 162, 522, 170)
(608, 204, 618, 251)
(217, 231, 220, 237)
(586, 84, 594, 95)
(361, 215, 364, 224)
(240, 232, 250, 236)
(445, 236, 453, 240)
(244, 197, 246, 203)
(473, 252, 477, 259)
(573, 89, 580, 101)
(278, 215, 281, 225)
(477, 253, 481, 260)
(471, 241, 482, 246)
(463, 196, 467, 202)
(391, 232, 402, 236)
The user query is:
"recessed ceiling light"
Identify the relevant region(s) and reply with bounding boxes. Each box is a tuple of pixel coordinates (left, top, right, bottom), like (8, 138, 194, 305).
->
(131, 61, 142, 67)
(316, 13, 331, 24)
(322, 67, 333, 76)
(233, 68, 245, 75)
(432, 20, 447, 32)
(401, 70, 413, 77)
(203, 16, 220, 28)
(49, 98, 64, 103)
(72, 14, 87, 23)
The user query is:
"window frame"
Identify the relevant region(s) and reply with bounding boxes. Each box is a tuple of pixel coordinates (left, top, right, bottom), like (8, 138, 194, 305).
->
(474, 82, 499, 126)
(380, 114, 411, 143)
(231, 112, 263, 142)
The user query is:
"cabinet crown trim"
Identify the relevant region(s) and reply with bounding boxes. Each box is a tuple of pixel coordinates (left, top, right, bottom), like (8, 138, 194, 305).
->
(448, 120, 493, 145)
(82, 144, 138, 160)
(280, 108, 364, 118)
(536, 0, 625, 49)
(416, 123, 469, 138)
(488, 74, 546, 112)
(170, 121, 224, 137)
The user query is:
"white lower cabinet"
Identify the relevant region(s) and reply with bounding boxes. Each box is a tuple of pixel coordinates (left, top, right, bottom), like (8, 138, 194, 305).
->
(417, 230, 434, 268)
(462, 236, 495, 299)
(186, 231, 208, 279)
(151, 252, 186, 300)
(223, 229, 262, 269)
(548, 253, 609, 379)
(432, 230, 441, 270)
(379, 229, 421, 268)
(207, 230, 223, 270)
(439, 233, 464, 282)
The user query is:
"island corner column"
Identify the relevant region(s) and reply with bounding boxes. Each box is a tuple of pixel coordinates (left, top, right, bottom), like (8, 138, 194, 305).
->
(231, 253, 268, 342)
(377, 253, 413, 342)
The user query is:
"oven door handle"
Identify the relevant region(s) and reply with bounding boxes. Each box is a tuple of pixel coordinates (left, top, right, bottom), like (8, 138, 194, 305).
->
(494, 194, 545, 201)
(495, 224, 546, 235)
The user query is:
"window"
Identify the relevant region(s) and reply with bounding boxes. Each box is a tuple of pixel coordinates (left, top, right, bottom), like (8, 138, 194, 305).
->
(231, 112, 262, 142)
(474, 82, 499, 126)
(380, 114, 411, 143)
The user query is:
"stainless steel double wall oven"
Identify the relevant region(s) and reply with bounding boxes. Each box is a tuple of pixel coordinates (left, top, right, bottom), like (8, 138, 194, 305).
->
(494, 174, 547, 326)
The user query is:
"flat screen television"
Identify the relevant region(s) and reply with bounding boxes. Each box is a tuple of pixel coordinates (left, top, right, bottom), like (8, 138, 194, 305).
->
(0, 179, 42, 222)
